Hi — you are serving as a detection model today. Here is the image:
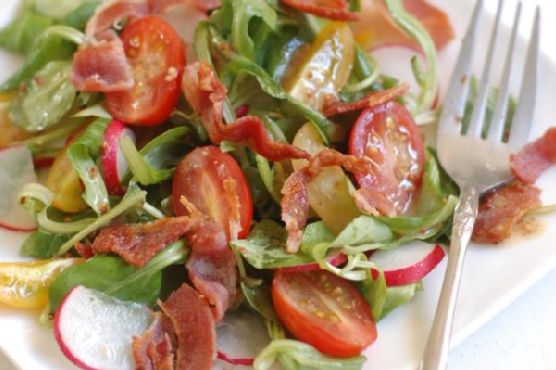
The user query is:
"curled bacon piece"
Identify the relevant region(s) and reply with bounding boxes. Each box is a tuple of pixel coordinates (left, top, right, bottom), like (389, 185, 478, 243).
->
(281, 149, 373, 253)
(281, 0, 359, 21)
(183, 62, 310, 161)
(159, 284, 216, 370)
(352, 0, 454, 52)
(472, 182, 542, 244)
(91, 217, 192, 268)
(91, 212, 236, 321)
(510, 127, 556, 184)
(132, 312, 174, 370)
(323, 83, 409, 117)
(73, 1, 149, 92)
(74, 0, 217, 92)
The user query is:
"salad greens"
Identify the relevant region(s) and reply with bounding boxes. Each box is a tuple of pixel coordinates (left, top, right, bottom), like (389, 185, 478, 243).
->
(0, 0, 467, 369)
(49, 240, 189, 310)
(10, 61, 76, 132)
(66, 117, 111, 214)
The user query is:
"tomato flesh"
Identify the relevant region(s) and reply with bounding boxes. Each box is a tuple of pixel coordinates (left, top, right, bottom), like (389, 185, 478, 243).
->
(106, 16, 185, 126)
(272, 269, 377, 357)
(173, 146, 253, 239)
(349, 101, 425, 214)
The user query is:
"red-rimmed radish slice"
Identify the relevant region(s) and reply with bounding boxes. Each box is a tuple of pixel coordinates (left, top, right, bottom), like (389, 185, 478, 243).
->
(54, 285, 151, 370)
(0, 146, 37, 232)
(214, 310, 270, 369)
(279, 252, 348, 273)
(370, 242, 445, 286)
(101, 120, 135, 196)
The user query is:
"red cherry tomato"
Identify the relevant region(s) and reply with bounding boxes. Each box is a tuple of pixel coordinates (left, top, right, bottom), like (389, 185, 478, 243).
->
(173, 146, 253, 240)
(349, 101, 425, 214)
(106, 16, 185, 126)
(272, 269, 377, 358)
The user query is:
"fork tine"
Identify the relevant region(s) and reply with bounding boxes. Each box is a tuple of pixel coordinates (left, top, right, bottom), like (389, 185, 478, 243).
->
(437, 0, 484, 137)
(487, 3, 522, 142)
(509, 6, 540, 148)
(466, 0, 505, 138)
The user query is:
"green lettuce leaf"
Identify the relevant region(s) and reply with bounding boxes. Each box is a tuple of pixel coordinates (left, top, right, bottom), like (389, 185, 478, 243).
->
(230, 0, 277, 60)
(0, 9, 54, 55)
(120, 127, 189, 186)
(62, 1, 101, 30)
(66, 117, 111, 215)
(0, 27, 75, 92)
(254, 339, 366, 370)
(49, 241, 188, 311)
(359, 269, 386, 321)
(20, 228, 72, 259)
(9, 61, 76, 132)
(382, 282, 422, 317)
(232, 220, 314, 269)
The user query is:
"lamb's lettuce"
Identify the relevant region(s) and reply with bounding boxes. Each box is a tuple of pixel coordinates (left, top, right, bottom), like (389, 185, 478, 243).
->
(62, 1, 101, 30)
(0, 27, 76, 92)
(66, 117, 111, 215)
(254, 339, 366, 370)
(232, 220, 314, 269)
(0, 9, 54, 55)
(9, 61, 76, 132)
(49, 241, 188, 311)
(20, 228, 72, 259)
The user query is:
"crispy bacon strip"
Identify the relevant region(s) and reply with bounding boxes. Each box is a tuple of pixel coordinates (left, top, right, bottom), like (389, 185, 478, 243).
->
(281, 149, 373, 253)
(352, 0, 454, 52)
(281, 0, 359, 21)
(132, 312, 174, 370)
(159, 284, 216, 370)
(323, 83, 409, 117)
(91, 217, 192, 267)
(510, 127, 556, 184)
(472, 182, 542, 244)
(91, 211, 236, 320)
(75, 0, 216, 92)
(183, 62, 310, 161)
(72, 36, 135, 92)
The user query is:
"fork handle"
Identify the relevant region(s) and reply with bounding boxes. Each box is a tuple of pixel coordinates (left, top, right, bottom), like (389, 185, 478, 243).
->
(422, 185, 479, 370)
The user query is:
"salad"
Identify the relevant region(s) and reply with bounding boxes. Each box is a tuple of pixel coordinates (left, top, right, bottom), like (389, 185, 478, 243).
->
(0, 0, 555, 369)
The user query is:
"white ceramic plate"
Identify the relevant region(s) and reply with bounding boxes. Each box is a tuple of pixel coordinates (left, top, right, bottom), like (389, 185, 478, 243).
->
(1, 1, 555, 369)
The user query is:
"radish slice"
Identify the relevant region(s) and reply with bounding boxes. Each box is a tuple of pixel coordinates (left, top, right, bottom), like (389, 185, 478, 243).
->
(54, 286, 151, 370)
(214, 310, 270, 369)
(280, 252, 347, 273)
(370, 242, 445, 286)
(101, 120, 135, 196)
(0, 146, 37, 232)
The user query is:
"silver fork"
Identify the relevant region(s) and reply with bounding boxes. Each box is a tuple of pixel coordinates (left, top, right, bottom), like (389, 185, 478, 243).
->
(421, 1, 540, 369)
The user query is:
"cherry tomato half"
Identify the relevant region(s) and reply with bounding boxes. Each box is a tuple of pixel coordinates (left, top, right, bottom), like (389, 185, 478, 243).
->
(106, 16, 185, 126)
(272, 269, 377, 358)
(173, 146, 253, 240)
(349, 101, 425, 214)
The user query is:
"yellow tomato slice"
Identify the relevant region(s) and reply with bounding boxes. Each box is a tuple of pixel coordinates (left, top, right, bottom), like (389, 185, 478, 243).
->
(0, 258, 83, 309)
(292, 123, 361, 233)
(46, 149, 88, 213)
(283, 22, 355, 110)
